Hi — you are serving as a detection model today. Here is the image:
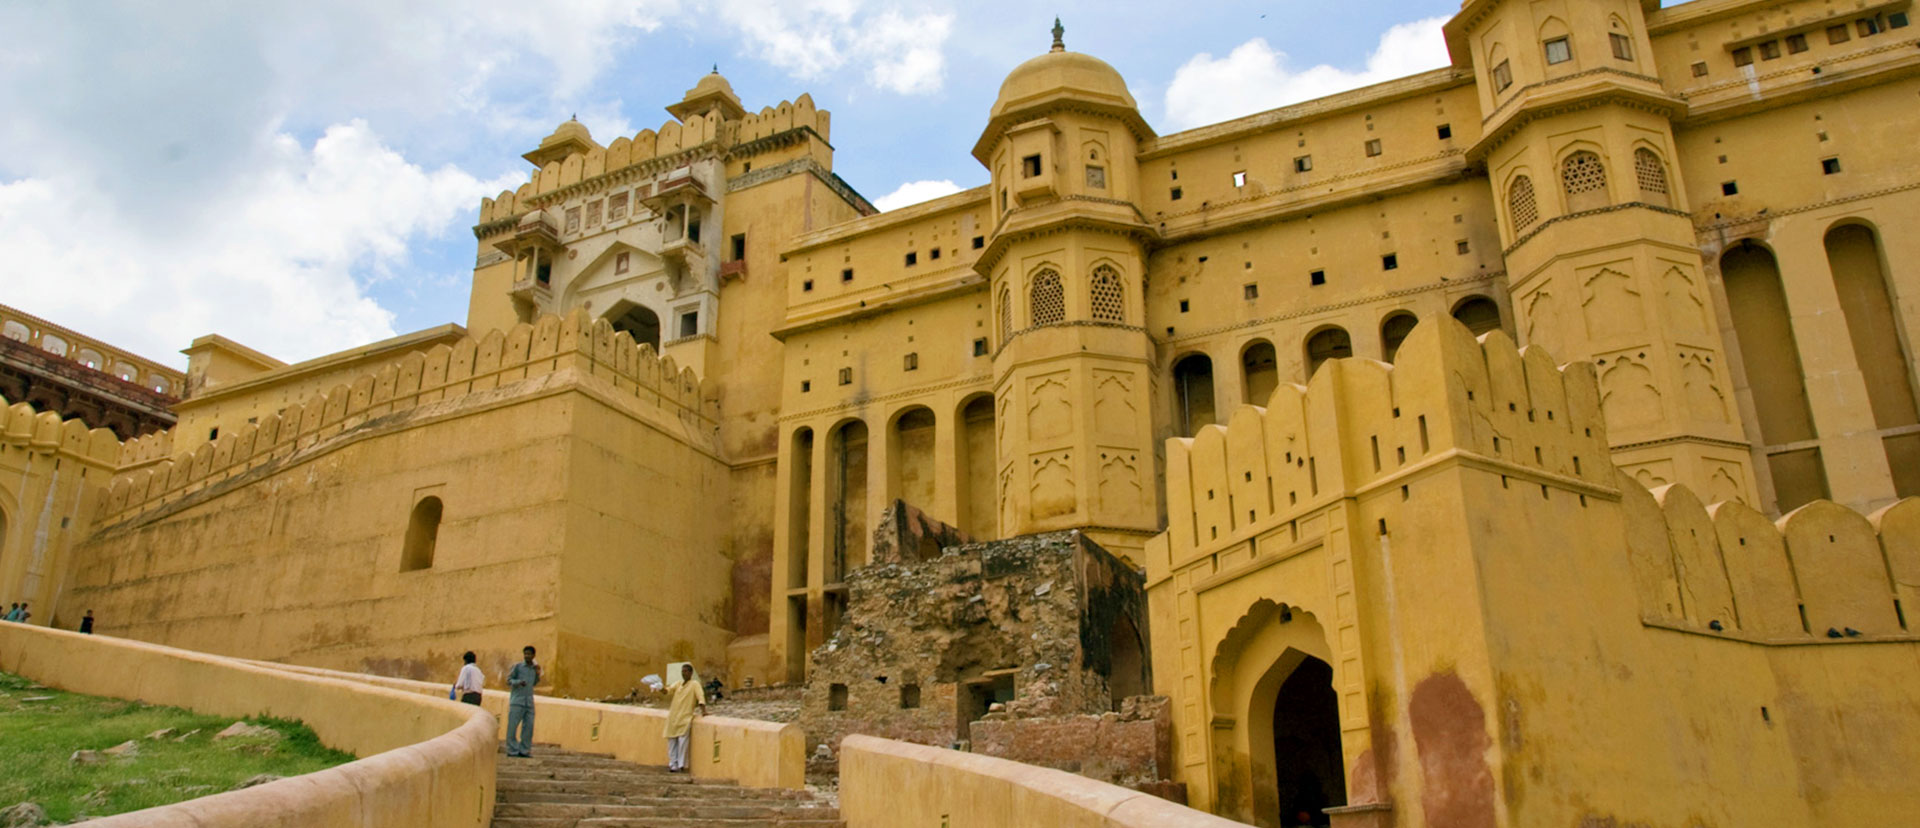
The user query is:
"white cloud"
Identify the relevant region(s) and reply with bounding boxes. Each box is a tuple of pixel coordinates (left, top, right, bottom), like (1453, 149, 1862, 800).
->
(1163, 18, 1451, 131)
(871, 179, 964, 212)
(713, 0, 954, 95)
(0, 122, 518, 366)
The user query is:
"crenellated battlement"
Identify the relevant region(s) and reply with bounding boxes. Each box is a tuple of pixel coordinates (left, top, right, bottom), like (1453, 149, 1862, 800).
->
(476, 95, 829, 226)
(1, 396, 123, 464)
(1159, 316, 1615, 571)
(98, 309, 718, 525)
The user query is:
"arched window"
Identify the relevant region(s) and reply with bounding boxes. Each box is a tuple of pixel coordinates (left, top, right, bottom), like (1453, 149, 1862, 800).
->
(1561, 151, 1609, 212)
(401, 496, 443, 572)
(1723, 241, 1829, 511)
(606, 302, 661, 350)
(1509, 175, 1538, 232)
(1090, 265, 1125, 323)
(1452, 296, 1503, 336)
(997, 283, 1014, 345)
(1825, 223, 1920, 497)
(77, 349, 103, 370)
(1634, 148, 1670, 207)
(40, 335, 68, 357)
(1305, 327, 1353, 380)
(1030, 269, 1065, 326)
(1380, 313, 1419, 363)
(1, 321, 27, 342)
(1173, 353, 1216, 437)
(1242, 340, 1278, 407)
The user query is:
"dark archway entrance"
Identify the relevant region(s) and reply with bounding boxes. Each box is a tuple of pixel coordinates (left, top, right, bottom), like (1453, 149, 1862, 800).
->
(1272, 657, 1344, 827)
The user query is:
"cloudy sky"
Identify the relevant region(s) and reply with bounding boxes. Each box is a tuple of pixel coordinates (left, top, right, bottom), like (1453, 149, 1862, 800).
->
(0, 0, 1458, 369)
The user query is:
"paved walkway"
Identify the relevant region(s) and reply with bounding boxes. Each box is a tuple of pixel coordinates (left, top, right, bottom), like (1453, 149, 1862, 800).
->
(490, 745, 843, 827)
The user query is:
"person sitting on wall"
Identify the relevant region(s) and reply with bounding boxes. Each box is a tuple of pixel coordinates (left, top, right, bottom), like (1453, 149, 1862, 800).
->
(505, 646, 541, 758)
(453, 651, 485, 705)
(704, 676, 724, 702)
(3, 603, 17, 621)
(79, 610, 93, 634)
(13, 603, 27, 624)
(664, 664, 707, 773)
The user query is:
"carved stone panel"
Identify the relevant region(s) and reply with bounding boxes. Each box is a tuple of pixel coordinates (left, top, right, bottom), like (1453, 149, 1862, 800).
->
(1029, 449, 1076, 520)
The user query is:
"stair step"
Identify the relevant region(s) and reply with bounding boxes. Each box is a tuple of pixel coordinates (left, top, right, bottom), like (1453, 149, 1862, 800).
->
(491, 746, 842, 828)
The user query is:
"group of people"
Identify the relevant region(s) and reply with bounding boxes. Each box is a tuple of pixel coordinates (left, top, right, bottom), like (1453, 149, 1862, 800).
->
(0, 604, 93, 633)
(450, 649, 709, 772)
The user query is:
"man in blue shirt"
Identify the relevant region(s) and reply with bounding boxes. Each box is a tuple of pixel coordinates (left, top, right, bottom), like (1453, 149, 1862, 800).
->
(505, 645, 541, 758)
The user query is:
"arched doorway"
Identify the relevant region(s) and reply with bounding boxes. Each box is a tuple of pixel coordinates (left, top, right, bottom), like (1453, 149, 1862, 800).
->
(1173, 353, 1217, 437)
(1304, 327, 1352, 380)
(1269, 658, 1344, 826)
(957, 394, 996, 539)
(1722, 240, 1829, 511)
(1242, 340, 1279, 408)
(1451, 296, 1502, 337)
(1107, 612, 1148, 710)
(1380, 313, 1419, 364)
(606, 301, 661, 350)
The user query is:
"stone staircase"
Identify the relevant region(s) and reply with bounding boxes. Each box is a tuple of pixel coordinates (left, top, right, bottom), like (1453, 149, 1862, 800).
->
(491, 745, 844, 827)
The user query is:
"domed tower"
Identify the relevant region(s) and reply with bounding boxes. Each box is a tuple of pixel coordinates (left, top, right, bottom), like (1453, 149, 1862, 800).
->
(974, 20, 1161, 560)
(1446, 0, 1760, 505)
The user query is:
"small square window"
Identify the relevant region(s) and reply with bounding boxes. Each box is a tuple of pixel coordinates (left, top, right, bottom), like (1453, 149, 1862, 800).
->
(802, 279, 814, 292)
(842, 268, 854, 282)
(972, 236, 985, 249)
(1365, 139, 1382, 157)
(904, 352, 919, 371)
(1244, 283, 1259, 300)
(1309, 270, 1326, 286)
(1179, 299, 1190, 313)
(1786, 33, 1809, 54)
(615, 251, 630, 275)
(1381, 254, 1398, 270)
(1759, 40, 1781, 60)
(731, 233, 746, 260)
(801, 380, 812, 392)
(1610, 32, 1633, 60)
(1086, 165, 1107, 189)
(906, 252, 917, 266)
(1828, 24, 1850, 44)
(1437, 124, 1452, 139)
(1544, 37, 1572, 64)
(930, 248, 941, 260)
(1821, 157, 1842, 175)
(1732, 46, 1753, 66)
(1691, 61, 1709, 77)
(1022, 155, 1042, 177)
(1857, 17, 1881, 37)
(1232, 171, 1246, 187)
(973, 338, 989, 356)
(838, 367, 853, 386)
(1889, 11, 1908, 28)
(209, 427, 219, 441)
(1294, 155, 1313, 172)
(1170, 187, 1183, 200)
(565, 206, 582, 233)
(586, 199, 602, 226)
(680, 312, 698, 338)
(1492, 60, 1513, 91)
(609, 192, 629, 220)
(1457, 240, 1471, 255)
(1722, 181, 1739, 196)
(1170, 168, 1179, 180)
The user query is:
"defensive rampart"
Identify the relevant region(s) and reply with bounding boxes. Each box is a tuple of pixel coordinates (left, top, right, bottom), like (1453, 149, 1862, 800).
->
(0, 622, 496, 827)
(0, 398, 120, 623)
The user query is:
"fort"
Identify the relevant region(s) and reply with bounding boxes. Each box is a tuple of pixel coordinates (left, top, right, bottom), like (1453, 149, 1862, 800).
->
(2, 0, 1918, 825)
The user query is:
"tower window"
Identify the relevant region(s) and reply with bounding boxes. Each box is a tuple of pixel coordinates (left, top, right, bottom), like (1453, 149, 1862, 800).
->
(1381, 254, 1398, 270)
(1294, 155, 1313, 172)
(731, 233, 746, 260)
(679, 312, 698, 338)
(972, 236, 985, 249)
(1087, 165, 1107, 189)
(803, 279, 814, 292)
(973, 338, 989, 356)
(1722, 181, 1739, 196)
(1232, 171, 1247, 187)
(1821, 157, 1842, 175)
(1758, 40, 1781, 60)
(1457, 240, 1471, 255)
(1437, 124, 1452, 139)
(1786, 33, 1809, 54)
(1310, 270, 1326, 286)
(904, 352, 919, 371)
(1365, 139, 1382, 157)
(1544, 37, 1572, 64)
(906, 252, 918, 266)
(838, 367, 853, 386)
(1732, 47, 1754, 66)
(401, 496, 443, 572)
(930, 248, 941, 260)
(1691, 61, 1709, 77)
(1857, 17, 1881, 36)
(1889, 11, 1908, 28)
(1827, 24, 1850, 44)
(1171, 187, 1183, 200)
(1492, 60, 1513, 91)
(616, 251, 631, 274)
(842, 268, 854, 282)
(1610, 33, 1633, 60)
(1244, 283, 1259, 299)
(802, 380, 811, 392)
(1022, 155, 1042, 177)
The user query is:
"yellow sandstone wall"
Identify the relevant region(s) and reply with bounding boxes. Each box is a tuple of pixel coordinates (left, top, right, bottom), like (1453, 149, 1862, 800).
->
(65, 310, 731, 697)
(0, 397, 120, 624)
(0, 622, 496, 828)
(1147, 317, 1920, 827)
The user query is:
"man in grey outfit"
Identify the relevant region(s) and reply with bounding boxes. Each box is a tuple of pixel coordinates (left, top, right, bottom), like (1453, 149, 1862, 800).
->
(505, 645, 541, 758)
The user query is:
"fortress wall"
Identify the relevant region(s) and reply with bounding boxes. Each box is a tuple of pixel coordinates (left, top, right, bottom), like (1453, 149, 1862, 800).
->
(66, 310, 732, 696)
(1147, 318, 1920, 825)
(0, 398, 121, 623)
(0, 623, 496, 828)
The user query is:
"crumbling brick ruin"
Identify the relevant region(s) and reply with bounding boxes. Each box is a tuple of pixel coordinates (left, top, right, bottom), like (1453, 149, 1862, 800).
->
(798, 505, 1176, 795)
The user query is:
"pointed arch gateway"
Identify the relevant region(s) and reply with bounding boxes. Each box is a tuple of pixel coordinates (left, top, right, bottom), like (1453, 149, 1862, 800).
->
(1207, 600, 1348, 826)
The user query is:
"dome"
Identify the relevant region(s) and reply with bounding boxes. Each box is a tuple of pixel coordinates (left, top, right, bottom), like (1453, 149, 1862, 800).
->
(522, 118, 600, 166)
(685, 71, 739, 102)
(543, 119, 591, 147)
(667, 68, 747, 121)
(989, 21, 1135, 119)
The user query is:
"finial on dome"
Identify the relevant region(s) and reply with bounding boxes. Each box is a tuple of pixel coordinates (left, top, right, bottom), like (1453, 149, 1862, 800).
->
(711, 63, 718, 73)
(570, 113, 577, 121)
(1051, 17, 1065, 52)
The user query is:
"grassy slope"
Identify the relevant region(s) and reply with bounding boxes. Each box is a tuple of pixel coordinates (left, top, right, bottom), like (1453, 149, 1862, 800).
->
(0, 671, 355, 822)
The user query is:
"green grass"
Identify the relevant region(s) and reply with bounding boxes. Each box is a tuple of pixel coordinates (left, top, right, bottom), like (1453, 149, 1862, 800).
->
(0, 671, 355, 822)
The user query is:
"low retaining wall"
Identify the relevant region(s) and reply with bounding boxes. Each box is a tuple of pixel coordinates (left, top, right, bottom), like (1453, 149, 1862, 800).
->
(255, 661, 805, 790)
(841, 735, 1245, 828)
(0, 624, 496, 828)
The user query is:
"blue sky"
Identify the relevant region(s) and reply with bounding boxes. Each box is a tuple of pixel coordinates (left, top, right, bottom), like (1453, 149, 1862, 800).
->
(0, 0, 1462, 368)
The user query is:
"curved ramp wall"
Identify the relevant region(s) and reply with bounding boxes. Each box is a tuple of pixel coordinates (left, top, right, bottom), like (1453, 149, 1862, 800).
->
(840, 735, 1245, 828)
(254, 660, 805, 790)
(0, 624, 496, 828)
